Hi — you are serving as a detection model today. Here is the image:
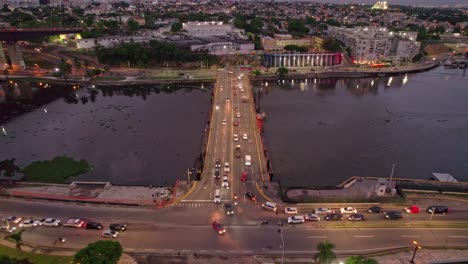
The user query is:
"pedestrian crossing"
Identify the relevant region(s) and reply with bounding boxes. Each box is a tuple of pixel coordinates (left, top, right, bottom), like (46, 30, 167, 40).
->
(172, 201, 262, 208)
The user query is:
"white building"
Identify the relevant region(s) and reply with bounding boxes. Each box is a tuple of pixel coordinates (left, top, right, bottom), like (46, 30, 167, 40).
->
(182, 21, 243, 37)
(327, 26, 421, 64)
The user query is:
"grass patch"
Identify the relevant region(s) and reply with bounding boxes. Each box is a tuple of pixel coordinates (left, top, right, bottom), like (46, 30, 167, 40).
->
(92, 76, 126, 81)
(0, 244, 72, 264)
(22, 156, 91, 183)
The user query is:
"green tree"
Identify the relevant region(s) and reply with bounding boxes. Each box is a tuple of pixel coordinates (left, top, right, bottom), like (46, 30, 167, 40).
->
(287, 19, 309, 36)
(276, 66, 288, 78)
(58, 58, 72, 80)
(1, 3, 10, 12)
(346, 256, 378, 264)
(0, 255, 32, 264)
(73, 240, 122, 264)
(315, 241, 336, 264)
(171, 22, 182, 32)
(284, 45, 308, 52)
(9, 230, 24, 249)
(233, 18, 245, 29)
(127, 19, 139, 33)
(322, 37, 341, 52)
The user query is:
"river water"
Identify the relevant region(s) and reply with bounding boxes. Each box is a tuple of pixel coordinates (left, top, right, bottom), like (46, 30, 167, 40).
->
(256, 66, 468, 187)
(0, 82, 211, 185)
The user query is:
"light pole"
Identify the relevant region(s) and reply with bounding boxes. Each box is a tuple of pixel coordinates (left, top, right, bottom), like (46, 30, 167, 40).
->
(387, 163, 396, 193)
(410, 240, 422, 263)
(279, 226, 284, 264)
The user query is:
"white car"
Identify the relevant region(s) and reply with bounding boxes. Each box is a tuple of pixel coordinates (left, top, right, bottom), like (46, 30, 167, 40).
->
(285, 207, 298, 214)
(226, 97, 230, 102)
(233, 134, 239, 141)
(102, 229, 118, 238)
(243, 133, 248, 140)
(340, 207, 358, 214)
(224, 162, 230, 172)
(314, 208, 334, 214)
(222, 176, 229, 189)
(287, 216, 305, 224)
(222, 119, 227, 125)
(19, 219, 39, 227)
(5, 216, 22, 224)
(236, 112, 241, 118)
(0, 226, 16, 233)
(43, 218, 61, 227)
(305, 214, 320, 221)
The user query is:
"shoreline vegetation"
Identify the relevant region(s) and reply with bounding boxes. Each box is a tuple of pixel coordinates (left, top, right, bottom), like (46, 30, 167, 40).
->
(22, 156, 91, 183)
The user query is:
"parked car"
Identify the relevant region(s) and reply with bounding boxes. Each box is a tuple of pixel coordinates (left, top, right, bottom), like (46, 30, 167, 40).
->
(427, 206, 449, 214)
(0, 226, 16, 233)
(38, 218, 47, 226)
(5, 216, 22, 224)
(285, 207, 298, 214)
(324, 213, 343, 221)
(224, 203, 234, 215)
(109, 224, 127, 232)
(212, 221, 226, 235)
(102, 229, 118, 238)
(385, 211, 403, 220)
(340, 207, 358, 214)
(348, 214, 365, 221)
(245, 191, 256, 201)
(86, 222, 103, 230)
(314, 208, 334, 214)
(43, 218, 61, 227)
(287, 216, 305, 224)
(19, 219, 39, 227)
(304, 214, 320, 221)
(368, 206, 383, 213)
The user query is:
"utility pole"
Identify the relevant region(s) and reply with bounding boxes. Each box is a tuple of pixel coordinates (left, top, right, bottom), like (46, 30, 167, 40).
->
(410, 241, 422, 263)
(187, 168, 191, 185)
(387, 163, 395, 193)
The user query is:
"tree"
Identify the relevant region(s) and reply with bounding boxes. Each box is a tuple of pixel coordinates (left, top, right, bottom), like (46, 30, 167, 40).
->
(73, 57, 81, 76)
(0, 255, 32, 264)
(287, 19, 309, 36)
(127, 19, 139, 33)
(346, 256, 378, 264)
(276, 67, 288, 78)
(1, 4, 10, 12)
(315, 241, 336, 264)
(284, 45, 308, 52)
(171, 22, 182, 32)
(9, 230, 24, 249)
(73, 240, 122, 264)
(58, 58, 72, 80)
(322, 37, 341, 52)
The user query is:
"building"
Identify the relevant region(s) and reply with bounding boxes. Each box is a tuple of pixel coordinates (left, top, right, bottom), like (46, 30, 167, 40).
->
(262, 34, 314, 52)
(327, 26, 420, 64)
(262, 52, 342, 68)
(182, 21, 243, 37)
(372, 1, 388, 10)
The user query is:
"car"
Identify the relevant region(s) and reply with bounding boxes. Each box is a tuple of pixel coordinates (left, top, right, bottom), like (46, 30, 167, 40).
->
(0, 226, 16, 233)
(427, 205, 449, 214)
(214, 168, 220, 179)
(222, 119, 227, 125)
(304, 214, 320, 221)
(233, 121, 239, 126)
(212, 221, 226, 235)
(224, 203, 234, 215)
(240, 171, 247, 182)
(215, 159, 221, 168)
(285, 207, 298, 214)
(234, 106, 239, 111)
(314, 208, 334, 214)
(109, 224, 127, 232)
(222, 176, 229, 188)
(385, 211, 403, 220)
(324, 213, 343, 221)
(236, 112, 241, 118)
(224, 162, 230, 172)
(340, 207, 358, 214)
(38, 218, 47, 226)
(368, 206, 383, 213)
(5, 216, 22, 224)
(226, 97, 230, 102)
(348, 214, 365, 221)
(234, 91, 238, 96)
(288, 216, 305, 224)
(102, 229, 118, 238)
(19, 219, 39, 227)
(43, 218, 61, 227)
(86, 222, 103, 230)
(243, 133, 248, 140)
(233, 134, 239, 141)
(405, 205, 420, 214)
(245, 191, 256, 201)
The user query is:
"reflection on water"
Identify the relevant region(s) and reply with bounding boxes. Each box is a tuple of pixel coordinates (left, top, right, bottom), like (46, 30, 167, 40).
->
(256, 66, 468, 187)
(0, 81, 211, 185)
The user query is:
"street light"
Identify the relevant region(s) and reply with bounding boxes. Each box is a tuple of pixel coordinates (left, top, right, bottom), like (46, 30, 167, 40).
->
(410, 240, 422, 263)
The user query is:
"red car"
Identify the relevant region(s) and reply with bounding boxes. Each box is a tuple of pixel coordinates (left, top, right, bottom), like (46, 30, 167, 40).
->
(240, 171, 247, 182)
(212, 221, 226, 235)
(233, 121, 239, 126)
(405, 205, 420, 214)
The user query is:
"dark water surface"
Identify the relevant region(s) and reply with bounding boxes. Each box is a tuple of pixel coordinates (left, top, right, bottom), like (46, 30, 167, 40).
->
(256, 66, 468, 187)
(0, 83, 211, 185)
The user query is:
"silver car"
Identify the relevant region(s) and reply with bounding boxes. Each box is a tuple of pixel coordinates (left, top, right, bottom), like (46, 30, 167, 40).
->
(102, 229, 118, 238)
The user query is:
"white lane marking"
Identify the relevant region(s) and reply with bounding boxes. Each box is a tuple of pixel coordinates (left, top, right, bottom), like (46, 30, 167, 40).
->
(143, 248, 154, 251)
(200, 250, 208, 252)
(448, 236, 468, 238)
(230, 250, 237, 253)
(183, 200, 215, 202)
(216, 250, 222, 252)
(126, 248, 135, 251)
(401, 235, 420, 238)
(181, 249, 191, 252)
(307, 236, 327, 238)
(354, 235, 374, 238)
(163, 249, 174, 252)
(243, 250, 254, 253)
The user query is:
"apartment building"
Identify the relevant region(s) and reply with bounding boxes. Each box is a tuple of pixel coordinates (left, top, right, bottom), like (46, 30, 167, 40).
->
(182, 21, 243, 37)
(262, 34, 316, 52)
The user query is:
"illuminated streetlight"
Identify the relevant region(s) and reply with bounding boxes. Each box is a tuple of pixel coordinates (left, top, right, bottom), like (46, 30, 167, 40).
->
(410, 241, 422, 263)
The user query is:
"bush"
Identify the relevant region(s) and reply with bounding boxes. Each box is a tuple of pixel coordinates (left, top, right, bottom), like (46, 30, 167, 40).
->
(22, 156, 91, 183)
(74, 241, 122, 264)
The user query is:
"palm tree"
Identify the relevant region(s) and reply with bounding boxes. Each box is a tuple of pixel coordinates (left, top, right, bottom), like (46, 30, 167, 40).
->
(315, 241, 336, 264)
(73, 57, 82, 77)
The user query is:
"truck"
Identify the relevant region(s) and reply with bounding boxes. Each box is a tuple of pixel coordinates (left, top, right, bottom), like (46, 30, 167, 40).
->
(234, 145, 242, 158)
(64, 218, 86, 228)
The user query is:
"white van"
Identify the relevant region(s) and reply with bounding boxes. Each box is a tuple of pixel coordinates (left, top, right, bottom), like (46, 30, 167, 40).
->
(262, 201, 277, 212)
(245, 155, 251, 166)
(214, 189, 221, 203)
